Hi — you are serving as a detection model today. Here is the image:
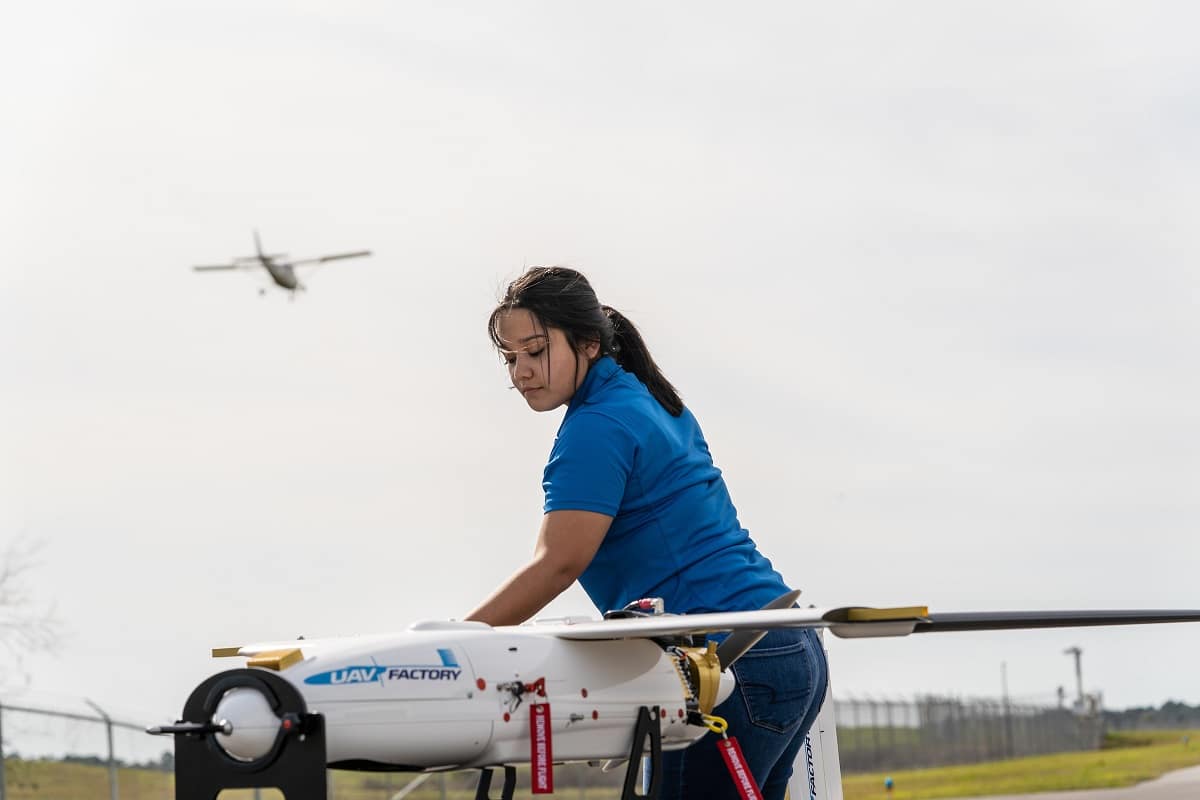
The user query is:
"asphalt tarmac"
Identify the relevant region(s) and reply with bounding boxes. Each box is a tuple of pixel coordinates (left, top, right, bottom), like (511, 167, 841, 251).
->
(945, 764, 1200, 800)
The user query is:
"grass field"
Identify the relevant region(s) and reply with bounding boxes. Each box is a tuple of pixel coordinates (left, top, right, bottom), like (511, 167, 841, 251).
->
(842, 729, 1200, 800)
(0, 759, 174, 800)
(4, 730, 1199, 799)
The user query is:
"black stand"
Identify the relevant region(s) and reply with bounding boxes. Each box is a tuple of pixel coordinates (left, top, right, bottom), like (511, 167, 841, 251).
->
(474, 765, 517, 799)
(621, 705, 662, 799)
(173, 669, 326, 800)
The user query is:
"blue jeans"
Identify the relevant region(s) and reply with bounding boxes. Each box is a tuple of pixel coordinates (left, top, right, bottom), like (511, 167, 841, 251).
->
(661, 627, 829, 800)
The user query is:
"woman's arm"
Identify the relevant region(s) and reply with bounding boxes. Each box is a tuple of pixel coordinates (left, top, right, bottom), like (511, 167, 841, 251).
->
(464, 509, 612, 626)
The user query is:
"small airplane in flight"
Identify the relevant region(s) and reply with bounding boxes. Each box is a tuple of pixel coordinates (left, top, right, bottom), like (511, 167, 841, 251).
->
(149, 597, 1200, 800)
(192, 232, 372, 295)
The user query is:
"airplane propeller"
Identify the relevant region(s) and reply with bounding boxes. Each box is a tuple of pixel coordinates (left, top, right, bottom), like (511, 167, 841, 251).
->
(715, 589, 803, 670)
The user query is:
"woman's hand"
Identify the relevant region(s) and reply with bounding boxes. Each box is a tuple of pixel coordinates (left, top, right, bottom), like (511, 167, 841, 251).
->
(464, 510, 612, 626)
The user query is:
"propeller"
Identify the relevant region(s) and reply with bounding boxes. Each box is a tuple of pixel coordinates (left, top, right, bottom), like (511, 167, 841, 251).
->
(715, 588, 803, 670)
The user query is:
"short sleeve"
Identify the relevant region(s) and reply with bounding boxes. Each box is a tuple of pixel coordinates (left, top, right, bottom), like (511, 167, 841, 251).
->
(543, 410, 637, 515)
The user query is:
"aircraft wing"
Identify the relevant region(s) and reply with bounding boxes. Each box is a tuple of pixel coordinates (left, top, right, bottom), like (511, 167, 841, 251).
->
(529, 606, 930, 640)
(214, 607, 1200, 662)
(288, 250, 372, 267)
(528, 606, 1200, 641)
(215, 622, 494, 659)
(214, 632, 406, 659)
(192, 264, 248, 271)
(914, 609, 1200, 632)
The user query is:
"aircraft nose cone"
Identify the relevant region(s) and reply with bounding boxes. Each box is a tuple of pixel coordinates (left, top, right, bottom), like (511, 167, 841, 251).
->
(214, 687, 280, 762)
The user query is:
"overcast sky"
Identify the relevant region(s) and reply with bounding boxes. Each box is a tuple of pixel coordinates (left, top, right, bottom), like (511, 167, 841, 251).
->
(2, 1, 1198, 752)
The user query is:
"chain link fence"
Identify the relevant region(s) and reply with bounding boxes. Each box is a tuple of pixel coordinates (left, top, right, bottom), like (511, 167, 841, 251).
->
(1, 693, 1108, 797)
(834, 694, 1104, 773)
(0, 699, 174, 800)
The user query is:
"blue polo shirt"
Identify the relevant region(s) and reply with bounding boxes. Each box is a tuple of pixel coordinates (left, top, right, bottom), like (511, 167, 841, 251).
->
(543, 356, 791, 616)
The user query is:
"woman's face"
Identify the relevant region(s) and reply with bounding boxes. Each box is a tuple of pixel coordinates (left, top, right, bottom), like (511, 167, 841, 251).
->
(495, 308, 598, 412)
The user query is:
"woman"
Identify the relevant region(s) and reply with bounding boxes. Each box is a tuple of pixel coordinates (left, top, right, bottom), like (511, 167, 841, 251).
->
(465, 266, 827, 800)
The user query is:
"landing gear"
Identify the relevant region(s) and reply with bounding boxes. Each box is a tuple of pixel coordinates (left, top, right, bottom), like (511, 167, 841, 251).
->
(468, 706, 663, 800)
(474, 765, 517, 799)
(621, 706, 663, 799)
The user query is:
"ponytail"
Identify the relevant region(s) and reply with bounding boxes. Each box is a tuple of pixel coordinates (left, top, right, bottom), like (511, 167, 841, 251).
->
(489, 266, 684, 416)
(602, 306, 683, 417)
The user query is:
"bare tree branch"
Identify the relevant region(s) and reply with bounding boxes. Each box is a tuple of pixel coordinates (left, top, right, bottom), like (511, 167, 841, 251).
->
(0, 537, 62, 671)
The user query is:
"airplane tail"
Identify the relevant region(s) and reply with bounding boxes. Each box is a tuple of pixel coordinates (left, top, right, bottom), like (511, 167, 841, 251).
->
(788, 633, 844, 800)
(254, 229, 264, 259)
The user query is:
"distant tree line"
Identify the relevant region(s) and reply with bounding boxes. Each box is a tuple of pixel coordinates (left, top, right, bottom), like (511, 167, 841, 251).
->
(1105, 700, 1200, 731)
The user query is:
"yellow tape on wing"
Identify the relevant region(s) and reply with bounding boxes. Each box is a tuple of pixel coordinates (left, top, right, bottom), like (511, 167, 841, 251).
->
(246, 648, 304, 671)
(844, 606, 929, 622)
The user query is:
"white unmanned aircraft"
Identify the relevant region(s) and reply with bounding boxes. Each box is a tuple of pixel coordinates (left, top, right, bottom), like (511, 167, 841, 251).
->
(150, 598, 1200, 800)
(192, 232, 371, 296)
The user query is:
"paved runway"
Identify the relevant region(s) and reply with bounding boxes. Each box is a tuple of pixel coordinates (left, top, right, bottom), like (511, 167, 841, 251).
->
(944, 764, 1200, 800)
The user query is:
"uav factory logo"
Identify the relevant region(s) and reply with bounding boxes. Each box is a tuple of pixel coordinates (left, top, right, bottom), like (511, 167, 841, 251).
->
(305, 649, 462, 686)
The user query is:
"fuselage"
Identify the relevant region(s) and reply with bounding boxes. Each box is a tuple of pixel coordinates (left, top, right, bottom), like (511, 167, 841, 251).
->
(261, 257, 299, 290)
(214, 623, 733, 770)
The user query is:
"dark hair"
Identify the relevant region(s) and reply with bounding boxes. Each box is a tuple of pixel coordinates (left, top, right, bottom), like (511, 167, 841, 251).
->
(488, 266, 683, 416)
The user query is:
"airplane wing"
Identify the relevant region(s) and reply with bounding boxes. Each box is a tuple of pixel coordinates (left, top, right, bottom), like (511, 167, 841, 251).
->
(236, 253, 287, 262)
(529, 606, 1200, 641)
(914, 609, 1200, 632)
(214, 631, 404, 659)
(192, 264, 250, 271)
(214, 622, 494, 659)
(288, 250, 372, 267)
(215, 607, 1200, 662)
(530, 606, 930, 640)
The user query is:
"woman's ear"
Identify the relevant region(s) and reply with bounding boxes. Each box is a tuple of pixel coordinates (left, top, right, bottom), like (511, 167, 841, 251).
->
(583, 338, 601, 360)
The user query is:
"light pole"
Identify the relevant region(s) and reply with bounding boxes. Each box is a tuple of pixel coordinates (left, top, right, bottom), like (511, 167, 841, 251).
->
(1063, 647, 1084, 712)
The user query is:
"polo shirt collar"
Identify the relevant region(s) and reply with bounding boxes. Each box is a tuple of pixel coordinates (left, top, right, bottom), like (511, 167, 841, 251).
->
(568, 355, 620, 412)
